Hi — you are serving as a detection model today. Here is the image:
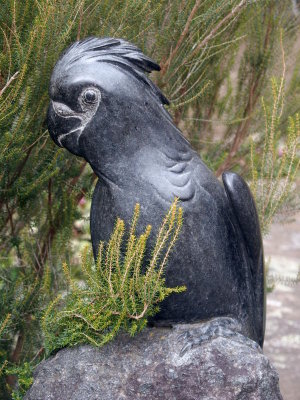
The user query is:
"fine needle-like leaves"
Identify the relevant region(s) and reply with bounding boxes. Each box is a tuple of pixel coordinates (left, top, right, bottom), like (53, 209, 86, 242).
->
(42, 199, 185, 354)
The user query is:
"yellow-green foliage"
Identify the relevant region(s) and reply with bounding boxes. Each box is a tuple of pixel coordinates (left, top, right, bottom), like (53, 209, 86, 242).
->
(0, 314, 11, 376)
(5, 363, 33, 400)
(250, 37, 300, 234)
(42, 200, 185, 354)
(1, 2, 299, 397)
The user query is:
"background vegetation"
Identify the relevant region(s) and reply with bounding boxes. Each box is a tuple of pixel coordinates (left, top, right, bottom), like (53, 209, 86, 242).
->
(0, 0, 299, 398)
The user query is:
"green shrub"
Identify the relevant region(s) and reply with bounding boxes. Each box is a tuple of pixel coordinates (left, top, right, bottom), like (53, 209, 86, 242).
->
(250, 34, 300, 234)
(1, 1, 299, 397)
(42, 200, 185, 354)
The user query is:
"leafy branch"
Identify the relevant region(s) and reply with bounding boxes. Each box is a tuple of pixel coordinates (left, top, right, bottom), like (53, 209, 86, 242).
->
(42, 199, 185, 354)
(250, 36, 299, 233)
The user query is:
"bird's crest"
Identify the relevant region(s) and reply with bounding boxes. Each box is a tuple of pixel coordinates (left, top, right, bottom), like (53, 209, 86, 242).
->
(53, 37, 169, 105)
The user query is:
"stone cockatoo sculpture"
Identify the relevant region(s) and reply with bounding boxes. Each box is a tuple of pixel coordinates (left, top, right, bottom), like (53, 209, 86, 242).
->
(47, 37, 265, 347)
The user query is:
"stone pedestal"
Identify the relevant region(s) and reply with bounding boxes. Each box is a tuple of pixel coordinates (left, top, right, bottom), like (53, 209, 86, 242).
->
(25, 318, 282, 400)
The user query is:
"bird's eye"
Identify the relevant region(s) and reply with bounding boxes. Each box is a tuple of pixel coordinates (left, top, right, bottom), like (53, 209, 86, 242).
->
(82, 88, 98, 104)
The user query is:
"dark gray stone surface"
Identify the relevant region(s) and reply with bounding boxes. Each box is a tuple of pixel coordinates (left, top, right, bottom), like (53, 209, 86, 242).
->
(47, 37, 265, 346)
(25, 318, 282, 400)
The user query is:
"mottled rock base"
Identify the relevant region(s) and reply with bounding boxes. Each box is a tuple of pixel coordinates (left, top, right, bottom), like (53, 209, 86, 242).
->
(25, 318, 282, 400)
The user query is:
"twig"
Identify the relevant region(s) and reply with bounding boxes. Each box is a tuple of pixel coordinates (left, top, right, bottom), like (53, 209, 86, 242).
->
(160, 0, 203, 76)
(5, 203, 14, 236)
(216, 6, 273, 176)
(190, 0, 248, 58)
(31, 347, 44, 363)
(0, 71, 19, 97)
(76, 2, 84, 41)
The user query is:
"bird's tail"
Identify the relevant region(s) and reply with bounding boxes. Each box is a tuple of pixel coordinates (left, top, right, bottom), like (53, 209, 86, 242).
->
(222, 171, 265, 347)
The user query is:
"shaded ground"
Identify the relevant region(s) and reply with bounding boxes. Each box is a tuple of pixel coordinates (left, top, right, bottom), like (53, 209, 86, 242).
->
(263, 213, 300, 400)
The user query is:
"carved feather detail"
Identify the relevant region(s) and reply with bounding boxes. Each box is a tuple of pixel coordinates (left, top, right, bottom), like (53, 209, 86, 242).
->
(161, 150, 195, 201)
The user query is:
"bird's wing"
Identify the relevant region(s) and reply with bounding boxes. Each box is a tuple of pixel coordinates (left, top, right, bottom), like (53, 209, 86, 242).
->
(222, 171, 265, 347)
(162, 149, 196, 201)
(137, 147, 196, 203)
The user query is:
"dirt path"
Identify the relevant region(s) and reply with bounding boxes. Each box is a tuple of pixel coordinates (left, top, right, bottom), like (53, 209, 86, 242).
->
(263, 213, 300, 400)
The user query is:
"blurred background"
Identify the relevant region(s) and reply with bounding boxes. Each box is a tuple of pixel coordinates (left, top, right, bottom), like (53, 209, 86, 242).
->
(264, 207, 300, 400)
(0, 1, 299, 398)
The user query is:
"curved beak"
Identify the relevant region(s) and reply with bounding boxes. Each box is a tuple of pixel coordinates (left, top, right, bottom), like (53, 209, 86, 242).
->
(47, 100, 83, 155)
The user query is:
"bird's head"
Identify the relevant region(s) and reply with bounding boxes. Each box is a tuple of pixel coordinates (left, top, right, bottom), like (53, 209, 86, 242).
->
(47, 37, 170, 174)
